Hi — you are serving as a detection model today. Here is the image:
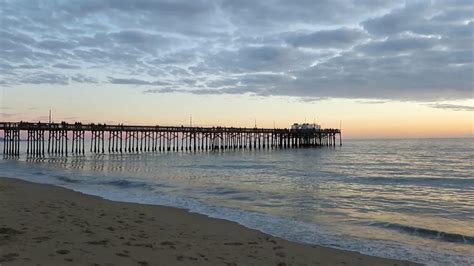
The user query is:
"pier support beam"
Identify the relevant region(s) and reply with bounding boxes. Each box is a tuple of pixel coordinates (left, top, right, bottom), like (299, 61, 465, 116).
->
(27, 129, 45, 157)
(48, 129, 68, 156)
(72, 130, 85, 154)
(3, 127, 21, 156)
(91, 130, 105, 153)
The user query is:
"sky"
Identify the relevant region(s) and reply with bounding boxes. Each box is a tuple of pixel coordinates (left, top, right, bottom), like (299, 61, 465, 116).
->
(0, 0, 473, 138)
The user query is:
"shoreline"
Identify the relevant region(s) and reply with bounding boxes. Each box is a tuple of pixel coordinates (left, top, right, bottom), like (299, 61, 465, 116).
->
(0, 176, 420, 265)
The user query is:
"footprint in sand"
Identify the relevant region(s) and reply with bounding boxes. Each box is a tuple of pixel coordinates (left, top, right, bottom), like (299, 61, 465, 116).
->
(115, 252, 129, 257)
(33, 236, 51, 243)
(265, 237, 277, 244)
(161, 241, 176, 249)
(0, 227, 23, 241)
(85, 239, 109, 246)
(83, 229, 94, 234)
(0, 253, 19, 262)
(0, 227, 23, 235)
(56, 249, 70, 255)
(224, 242, 243, 246)
(275, 251, 286, 258)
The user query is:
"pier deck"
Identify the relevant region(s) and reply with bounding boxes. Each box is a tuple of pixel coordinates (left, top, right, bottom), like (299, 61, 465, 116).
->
(1, 122, 341, 157)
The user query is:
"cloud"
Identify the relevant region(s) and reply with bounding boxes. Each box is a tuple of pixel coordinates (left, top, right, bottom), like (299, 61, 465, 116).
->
(362, 3, 425, 36)
(356, 36, 437, 55)
(144, 88, 219, 95)
(108, 30, 173, 53)
(23, 72, 69, 85)
(38, 40, 75, 50)
(0, 0, 472, 101)
(0, 112, 21, 118)
(109, 77, 170, 86)
(357, 100, 389, 104)
(208, 46, 314, 73)
(71, 74, 98, 83)
(286, 28, 366, 48)
(427, 103, 474, 112)
(17, 64, 41, 69)
(52, 63, 81, 69)
(111, 30, 164, 44)
(221, 0, 399, 33)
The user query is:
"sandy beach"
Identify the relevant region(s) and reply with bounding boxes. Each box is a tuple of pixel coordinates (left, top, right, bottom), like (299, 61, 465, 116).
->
(0, 177, 419, 266)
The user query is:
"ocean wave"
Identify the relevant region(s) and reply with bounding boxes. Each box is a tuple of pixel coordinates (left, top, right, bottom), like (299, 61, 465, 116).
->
(100, 179, 151, 189)
(353, 176, 473, 187)
(212, 187, 241, 195)
(55, 175, 81, 183)
(368, 221, 474, 244)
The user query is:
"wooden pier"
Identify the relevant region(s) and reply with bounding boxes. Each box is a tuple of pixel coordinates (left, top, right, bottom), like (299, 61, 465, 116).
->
(0, 122, 342, 157)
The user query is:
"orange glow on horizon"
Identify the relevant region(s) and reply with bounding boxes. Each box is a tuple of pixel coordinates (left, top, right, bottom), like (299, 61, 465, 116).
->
(2, 86, 473, 138)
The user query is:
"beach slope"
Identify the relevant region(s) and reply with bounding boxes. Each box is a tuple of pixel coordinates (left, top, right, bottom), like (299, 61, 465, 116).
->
(0, 177, 419, 265)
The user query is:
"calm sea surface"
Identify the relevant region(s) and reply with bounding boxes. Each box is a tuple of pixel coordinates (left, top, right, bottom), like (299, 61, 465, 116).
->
(1, 138, 473, 265)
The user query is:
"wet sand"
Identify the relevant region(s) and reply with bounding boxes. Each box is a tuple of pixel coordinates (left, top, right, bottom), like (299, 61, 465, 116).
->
(0, 177, 420, 265)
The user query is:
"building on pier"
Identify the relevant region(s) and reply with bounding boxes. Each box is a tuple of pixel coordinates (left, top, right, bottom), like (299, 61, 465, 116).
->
(290, 123, 321, 130)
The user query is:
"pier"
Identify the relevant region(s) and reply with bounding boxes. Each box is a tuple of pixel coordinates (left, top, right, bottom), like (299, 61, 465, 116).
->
(1, 122, 342, 157)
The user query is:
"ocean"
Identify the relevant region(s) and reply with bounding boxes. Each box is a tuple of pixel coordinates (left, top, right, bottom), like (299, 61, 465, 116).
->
(1, 138, 473, 265)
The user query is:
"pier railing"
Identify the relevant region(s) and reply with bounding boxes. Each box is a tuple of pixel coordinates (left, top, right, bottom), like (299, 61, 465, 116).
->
(0, 122, 342, 157)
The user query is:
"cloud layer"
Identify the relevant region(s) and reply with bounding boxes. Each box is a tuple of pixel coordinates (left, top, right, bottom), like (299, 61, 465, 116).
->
(1, 0, 473, 101)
